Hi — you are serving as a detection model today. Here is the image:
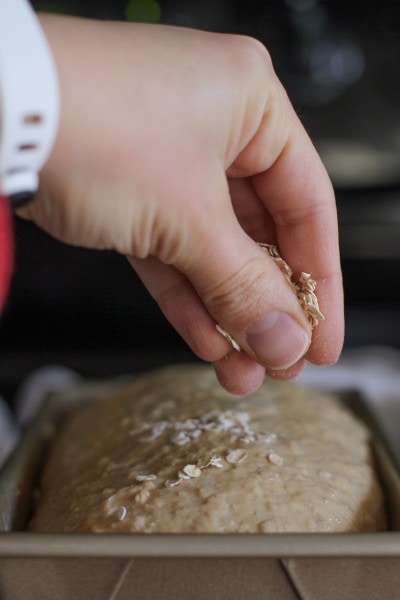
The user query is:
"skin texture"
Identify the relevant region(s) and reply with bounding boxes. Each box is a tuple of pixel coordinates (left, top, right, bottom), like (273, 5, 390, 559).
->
(18, 15, 344, 394)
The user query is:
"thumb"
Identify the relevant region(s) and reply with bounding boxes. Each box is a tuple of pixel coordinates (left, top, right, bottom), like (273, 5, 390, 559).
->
(186, 230, 311, 370)
(129, 177, 312, 378)
(177, 198, 312, 373)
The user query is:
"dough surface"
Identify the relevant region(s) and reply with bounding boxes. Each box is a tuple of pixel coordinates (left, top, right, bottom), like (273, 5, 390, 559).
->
(29, 364, 387, 533)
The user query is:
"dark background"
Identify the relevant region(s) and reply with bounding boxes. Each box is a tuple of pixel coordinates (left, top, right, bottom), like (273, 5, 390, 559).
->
(2, 0, 400, 399)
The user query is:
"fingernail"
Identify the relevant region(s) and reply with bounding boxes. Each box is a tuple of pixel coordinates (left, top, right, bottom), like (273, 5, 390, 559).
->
(246, 312, 310, 370)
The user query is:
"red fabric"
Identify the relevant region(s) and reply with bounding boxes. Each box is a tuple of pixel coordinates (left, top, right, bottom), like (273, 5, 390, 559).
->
(0, 195, 13, 311)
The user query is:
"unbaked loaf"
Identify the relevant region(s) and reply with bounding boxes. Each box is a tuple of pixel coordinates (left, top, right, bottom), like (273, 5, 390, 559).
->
(29, 363, 387, 533)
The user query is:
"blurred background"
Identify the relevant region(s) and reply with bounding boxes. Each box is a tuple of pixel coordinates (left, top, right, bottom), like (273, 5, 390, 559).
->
(2, 0, 400, 400)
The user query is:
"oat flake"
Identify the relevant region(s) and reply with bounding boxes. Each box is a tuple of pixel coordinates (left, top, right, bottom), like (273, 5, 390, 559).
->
(226, 449, 248, 464)
(202, 455, 224, 469)
(215, 324, 241, 351)
(258, 243, 324, 328)
(268, 452, 284, 466)
(182, 464, 202, 478)
(135, 474, 157, 482)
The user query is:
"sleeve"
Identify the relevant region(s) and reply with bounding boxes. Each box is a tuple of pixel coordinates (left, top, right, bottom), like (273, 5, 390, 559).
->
(0, 195, 13, 311)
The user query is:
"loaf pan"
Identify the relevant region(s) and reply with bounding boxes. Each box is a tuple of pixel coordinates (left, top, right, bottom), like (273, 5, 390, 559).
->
(0, 379, 399, 600)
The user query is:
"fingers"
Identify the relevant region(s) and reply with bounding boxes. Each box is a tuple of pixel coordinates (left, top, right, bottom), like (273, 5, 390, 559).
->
(213, 352, 266, 395)
(228, 167, 343, 367)
(228, 65, 344, 366)
(129, 252, 305, 395)
(214, 352, 306, 394)
(128, 256, 231, 363)
(132, 164, 312, 373)
(129, 255, 273, 395)
(251, 127, 344, 365)
(184, 226, 312, 373)
(227, 175, 341, 371)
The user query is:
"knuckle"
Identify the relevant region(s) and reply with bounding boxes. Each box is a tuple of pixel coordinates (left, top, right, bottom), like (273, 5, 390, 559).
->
(225, 35, 274, 92)
(273, 198, 328, 231)
(204, 258, 269, 325)
(229, 34, 273, 71)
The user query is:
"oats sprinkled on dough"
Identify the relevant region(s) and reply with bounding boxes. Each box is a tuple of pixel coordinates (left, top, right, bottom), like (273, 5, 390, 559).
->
(226, 449, 248, 464)
(267, 452, 284, 466)
(29, 364, 387, 534)
(182, 464, 202, 478)
(135, 474, 157, 482)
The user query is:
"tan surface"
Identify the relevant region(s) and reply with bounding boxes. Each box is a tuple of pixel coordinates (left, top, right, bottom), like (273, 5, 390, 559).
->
(29, 364, 386, 533)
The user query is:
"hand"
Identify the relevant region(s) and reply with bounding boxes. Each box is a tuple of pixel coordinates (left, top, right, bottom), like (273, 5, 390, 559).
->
(18, 14, 344, 394)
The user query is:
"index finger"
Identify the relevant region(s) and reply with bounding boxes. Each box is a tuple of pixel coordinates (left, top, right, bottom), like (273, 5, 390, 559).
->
(251, 123, 344, 366)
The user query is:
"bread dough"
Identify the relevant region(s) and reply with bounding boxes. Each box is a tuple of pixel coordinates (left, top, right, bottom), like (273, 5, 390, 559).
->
(29, 364, 387, 533)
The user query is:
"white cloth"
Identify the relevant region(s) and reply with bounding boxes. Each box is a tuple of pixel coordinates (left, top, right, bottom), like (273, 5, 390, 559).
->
(0, 365, 80, 467)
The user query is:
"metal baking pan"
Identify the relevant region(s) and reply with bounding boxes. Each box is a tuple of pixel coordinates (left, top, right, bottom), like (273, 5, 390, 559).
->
(0, 379, 399, 600)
